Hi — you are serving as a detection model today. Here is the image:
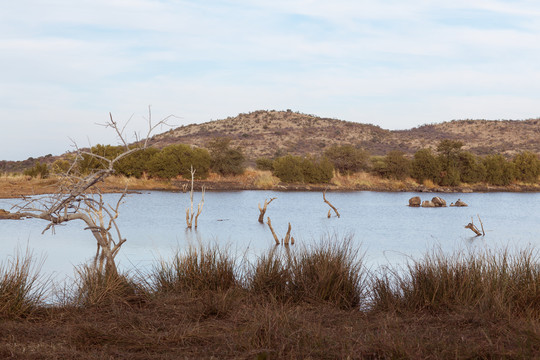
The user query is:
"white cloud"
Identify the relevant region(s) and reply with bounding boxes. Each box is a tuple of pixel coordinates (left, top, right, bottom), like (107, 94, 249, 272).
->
(1, 0, 540, 159)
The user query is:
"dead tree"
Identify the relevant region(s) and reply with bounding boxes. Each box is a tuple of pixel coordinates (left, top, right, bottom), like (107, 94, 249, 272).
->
(258, 197, 276, 223)
(266, 217, 280, 245)
(11, 108, 173, 275)
(186, 165, 205, 229)
(266, 217, 294, 246)
(323, 189, 340, 218)
(465, 215, 485, 237)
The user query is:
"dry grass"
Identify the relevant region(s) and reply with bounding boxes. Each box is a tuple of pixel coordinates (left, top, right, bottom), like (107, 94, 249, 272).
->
(331, 172, 419, 191)
(252, 170, 280, 189)
(153, 243, 237, 294)
(371, 247, 540, 318)
(0, 249, 47, 319)
(0, 240, 539, 358)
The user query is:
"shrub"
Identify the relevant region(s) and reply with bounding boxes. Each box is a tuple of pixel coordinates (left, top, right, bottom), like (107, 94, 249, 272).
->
(77, 144, 124, 174)
(324, 144, 369, 175)
(457, 151, 486, 184)
(439, 166, 461, 187)
(483, 154, 515, 186)
(272, 155, 334, 183)
(255, 157, 274, 171)
(373, 151, 411, 180)
(301, 156, 334, 183)
(114, 147, 159, 178)
(147, 144, 210, 179)
(23, 162, 50, 178)
(411, 148, 441, 184)
(513, 151, 540, 183)
(51, 159, 71, 175)
(207, 137, 245, 176)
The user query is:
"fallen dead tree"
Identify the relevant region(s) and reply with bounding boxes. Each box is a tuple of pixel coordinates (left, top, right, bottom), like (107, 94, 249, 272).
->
(465, 215, 485, 236)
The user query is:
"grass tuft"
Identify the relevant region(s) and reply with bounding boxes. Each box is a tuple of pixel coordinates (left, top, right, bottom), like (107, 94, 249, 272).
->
(153, 244, 237, 294)
(371, 247, 540, 317)
(288, 236, 367, 309)
(0, 249, 47, 318)
(71, 265, 146, 307)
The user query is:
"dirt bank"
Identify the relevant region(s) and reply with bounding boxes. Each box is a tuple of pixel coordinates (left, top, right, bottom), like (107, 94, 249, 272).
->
(1, 173, 539, 200)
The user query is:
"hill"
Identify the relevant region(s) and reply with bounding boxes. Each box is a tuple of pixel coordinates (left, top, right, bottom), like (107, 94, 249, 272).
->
(150, 110, 540, 160)
(3, 110, 540, 172)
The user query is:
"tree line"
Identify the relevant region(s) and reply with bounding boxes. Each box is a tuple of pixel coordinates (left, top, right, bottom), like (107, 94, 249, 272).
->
(21, 138, 540, 186)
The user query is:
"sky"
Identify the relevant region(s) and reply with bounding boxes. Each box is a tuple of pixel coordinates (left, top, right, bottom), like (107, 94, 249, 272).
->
(1, 0, 540, 160)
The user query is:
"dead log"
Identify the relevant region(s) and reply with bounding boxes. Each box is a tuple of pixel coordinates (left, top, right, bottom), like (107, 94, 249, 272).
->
(283, 223, 292, 246)
(266, 217, 280, 245)
(0, 209, 23, 220)
(323, 189, 340, 218)
(186, 166, 205, 229)
(465, 216, 483, 236)
(258, 197, 276, 223)
(477, 214, 485, 236)
(194, 186, 205, 228)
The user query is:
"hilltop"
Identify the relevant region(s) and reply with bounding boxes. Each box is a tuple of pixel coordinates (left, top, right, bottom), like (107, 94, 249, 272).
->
(150, 110, 540, 160)
(3, 110, 540, 172)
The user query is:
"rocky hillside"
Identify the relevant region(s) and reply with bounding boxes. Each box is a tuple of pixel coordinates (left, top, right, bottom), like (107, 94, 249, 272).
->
(3, 110, 539, 172)
(150, 110, 540, 160)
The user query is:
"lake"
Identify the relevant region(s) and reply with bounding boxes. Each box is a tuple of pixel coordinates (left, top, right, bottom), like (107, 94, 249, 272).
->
(1, 190, 540, 281)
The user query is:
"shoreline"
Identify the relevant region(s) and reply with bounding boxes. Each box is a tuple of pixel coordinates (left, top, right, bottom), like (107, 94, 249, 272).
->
(1, 174, 540, 199)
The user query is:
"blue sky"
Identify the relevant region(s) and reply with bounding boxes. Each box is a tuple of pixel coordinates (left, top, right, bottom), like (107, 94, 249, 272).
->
(1, 0, 540, 160)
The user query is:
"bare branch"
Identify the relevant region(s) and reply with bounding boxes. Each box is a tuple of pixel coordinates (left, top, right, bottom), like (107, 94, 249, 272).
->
(10, 108, 175, 275)
(323, 189, 340, 218)
(266, 217, 280, 245)
(258, 197, 277, 223)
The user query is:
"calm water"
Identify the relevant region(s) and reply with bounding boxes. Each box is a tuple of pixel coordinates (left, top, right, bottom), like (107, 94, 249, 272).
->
(1, 191, 540, 280)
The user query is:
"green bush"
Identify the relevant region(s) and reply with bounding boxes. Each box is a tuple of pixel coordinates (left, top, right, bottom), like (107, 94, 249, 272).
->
(147, 144, 210, 179)
(483, 154, 515, 186)
(51, 159, 71, 175)
(207, 138, 245, 176)
(23, 162, 50, 179)
(77, 144, 125, 174)
(373, 151, 411, 180)
(439, 166, 460, 186)
(324, 145, 369, 175)
(457, 151, 486, 184)
(272, 155, 305, 183)
(411, 148, 441, 184)
(272, 155, 334, 183)
(513, 151, 540, 183)
(255, 157, 274, 171)
(114, 147, 159, 178)
(436, 140, 464, 186)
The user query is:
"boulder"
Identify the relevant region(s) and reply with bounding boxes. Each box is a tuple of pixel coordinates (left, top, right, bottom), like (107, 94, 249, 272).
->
(450, 199, 468, 207)
(432, 196, 447, 207)
(421, 200, 435, 208)
(455, 199, 468, 207)
(408, 196, 421, 207)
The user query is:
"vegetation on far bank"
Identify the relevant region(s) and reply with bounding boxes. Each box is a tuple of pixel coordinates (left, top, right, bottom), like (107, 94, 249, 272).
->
(0, 238, 539, 358)
(3, 137, 540, 197)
